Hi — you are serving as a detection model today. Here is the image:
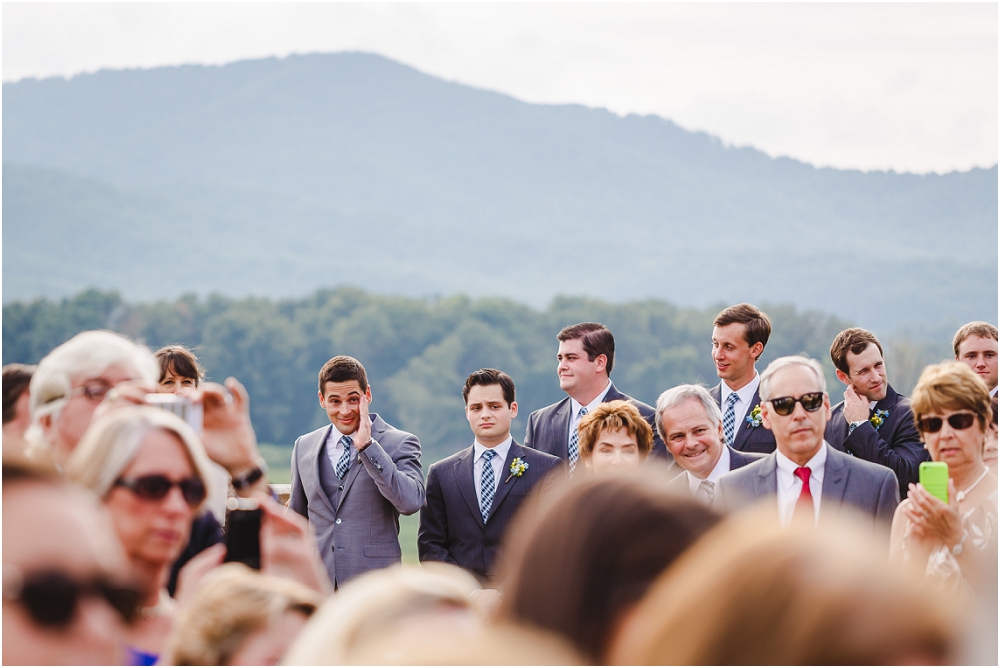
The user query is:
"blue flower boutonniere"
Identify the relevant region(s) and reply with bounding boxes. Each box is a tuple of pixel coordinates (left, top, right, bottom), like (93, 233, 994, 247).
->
(505, 457, 528, 483)
(870, 409, 889, 430)
(745, 404, 763, 428)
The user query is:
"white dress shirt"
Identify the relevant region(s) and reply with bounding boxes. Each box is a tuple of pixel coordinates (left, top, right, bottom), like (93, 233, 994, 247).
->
(473, 436, 513, 507)
(720, 371, 760, 433)
(991, 386, 997, 398)
(325, 426, 358, 472)
(775, 445, 827, 526)
(686, 446, 731, 496)
(568, 380, 613, 450)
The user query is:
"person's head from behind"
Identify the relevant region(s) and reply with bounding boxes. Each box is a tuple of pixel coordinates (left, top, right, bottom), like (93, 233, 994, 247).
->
(577, 400, 652, 473)
(154, 345, 203, 395)
(317, 355, 370, 436)
(463, 368, 518, 447)
(3, 458, 139, 665)
(655, 385, 725, 480)
(28, 330, 158, 467)
(711, 303, 771, 388)
(3, 363, 36, 454)
(556, 322, 614, 401)
(609, 508, 957, 665)
(65, 406, 214, 587)
(759, 356, 831, 466)
(163, 563, 323, 666)
(497, 470, 721, 662)
(953, 321, 998, 391)
(830, 327, 889, 402)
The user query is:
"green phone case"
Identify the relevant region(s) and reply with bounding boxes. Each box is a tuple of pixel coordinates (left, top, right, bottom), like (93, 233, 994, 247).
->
(919, 461, 949, 504)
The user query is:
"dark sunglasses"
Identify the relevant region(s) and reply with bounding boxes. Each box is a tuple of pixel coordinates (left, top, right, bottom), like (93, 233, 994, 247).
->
(768, 392, 825, 416)
(918, 412, 976, 434)
(3, 567, 141, 627)
(114, 474, 207, 506)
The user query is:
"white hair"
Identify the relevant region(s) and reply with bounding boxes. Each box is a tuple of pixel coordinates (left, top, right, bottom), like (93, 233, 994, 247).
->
(654, 385, 723, 442)
(759, 356, 827, 401)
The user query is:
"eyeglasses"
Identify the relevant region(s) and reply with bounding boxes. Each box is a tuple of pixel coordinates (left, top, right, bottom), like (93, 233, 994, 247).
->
(768, 392, 825, 416)
(68, 383, 113, 401)
(114, 475, 207, 506)
(918, 412, 976, 434)
(2, 566, 141, 627)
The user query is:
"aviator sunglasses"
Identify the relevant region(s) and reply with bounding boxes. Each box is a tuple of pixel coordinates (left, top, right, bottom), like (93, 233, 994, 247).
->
(918, 412, 976, 434)
(768, 391, 825, 416)
(3, 566, 141, 627)
(114, 474, 207, 506)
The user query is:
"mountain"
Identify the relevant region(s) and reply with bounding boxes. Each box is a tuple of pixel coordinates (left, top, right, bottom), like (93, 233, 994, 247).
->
(3, 52, 996, 332)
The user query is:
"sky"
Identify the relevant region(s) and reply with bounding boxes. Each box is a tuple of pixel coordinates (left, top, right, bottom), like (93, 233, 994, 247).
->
(2, 2, 997, 174)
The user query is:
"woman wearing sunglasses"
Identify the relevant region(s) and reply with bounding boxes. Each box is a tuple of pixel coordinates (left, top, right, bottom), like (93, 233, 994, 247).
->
(889, 362, 997, 591)
(66, 406, 214, 665)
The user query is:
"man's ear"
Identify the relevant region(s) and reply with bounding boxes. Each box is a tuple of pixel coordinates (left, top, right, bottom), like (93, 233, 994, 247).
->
(510, 401, 518, 419)
(365, 386, 373, 403)
(594, 354, 608, 374)
(835, 369, 851, 386)
(317, 390, 326, 408)
(749, 342, 764, 361)
(760, 402, 772, 430)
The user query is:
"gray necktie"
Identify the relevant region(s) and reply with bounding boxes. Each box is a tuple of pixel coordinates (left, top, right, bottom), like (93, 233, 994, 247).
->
(697, 479, 716, 505)
(335, 435, 352, 480)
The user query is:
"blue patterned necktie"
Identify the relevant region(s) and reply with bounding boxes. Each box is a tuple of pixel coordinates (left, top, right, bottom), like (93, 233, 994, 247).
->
(723, 392, 739, 447)
(335, 435, 353, 480)
(480, 449, 497, 522)
(568, 406, 588, 476)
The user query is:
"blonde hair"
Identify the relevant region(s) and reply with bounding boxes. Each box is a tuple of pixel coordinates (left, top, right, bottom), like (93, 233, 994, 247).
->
(911, 362, 992, 433)
(64, 405, 214, 506)
(163, 564, 323, 666)
(610, 507, 958, 665)
(577, 400, 653, 459)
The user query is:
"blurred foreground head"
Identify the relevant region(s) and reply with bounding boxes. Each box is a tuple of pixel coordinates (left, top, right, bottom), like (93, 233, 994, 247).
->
(610, 506, 959, 665)
(497, 468, 721, 662)
(284, 562, 578, 665)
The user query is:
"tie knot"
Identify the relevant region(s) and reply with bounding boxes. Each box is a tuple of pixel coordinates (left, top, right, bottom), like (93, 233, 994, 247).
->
(699, 479, 715, 493)
(726, 393, 739, 407)
(579, 406, 589, 417)
(794, 466, 811, 485)
(340, 435, 353, 449)
(482, 449, 497, 462)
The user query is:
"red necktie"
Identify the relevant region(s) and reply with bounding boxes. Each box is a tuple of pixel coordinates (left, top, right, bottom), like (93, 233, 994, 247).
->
(793, 466, 814, 524)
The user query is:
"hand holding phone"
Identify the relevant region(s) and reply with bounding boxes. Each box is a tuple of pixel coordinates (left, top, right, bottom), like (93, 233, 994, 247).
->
(919, 461, 949, 504)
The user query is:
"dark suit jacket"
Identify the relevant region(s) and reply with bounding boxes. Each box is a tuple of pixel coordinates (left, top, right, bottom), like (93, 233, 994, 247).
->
(418, 441, 562, 582)
(716, 445, 900, 530)
(524, 382, 669, 463)
(824, 384, 927, 498)
(709, 383, 776, 454)
(664, 446, 765, 498)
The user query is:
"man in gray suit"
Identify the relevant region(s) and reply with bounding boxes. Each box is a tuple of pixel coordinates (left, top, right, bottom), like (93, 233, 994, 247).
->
(656, 384, 764, 506)
(290, 356, 424, 588)
(717, 356, 899, 530)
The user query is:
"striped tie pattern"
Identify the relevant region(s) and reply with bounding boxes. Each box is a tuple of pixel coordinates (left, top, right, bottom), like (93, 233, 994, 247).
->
(480, 449, 497, 522)
(335, 435, 353, 480)
(568, 406, 588, 476)
(723, 392, 739, 447)
(698, 479, 716, 505)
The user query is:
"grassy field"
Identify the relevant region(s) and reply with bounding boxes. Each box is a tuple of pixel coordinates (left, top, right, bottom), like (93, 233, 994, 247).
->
(260, 443, 420, 564)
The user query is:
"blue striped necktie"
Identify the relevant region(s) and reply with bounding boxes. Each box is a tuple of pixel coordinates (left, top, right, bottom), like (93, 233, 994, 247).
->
(336, 435, 352, 480)
(480, 449, 497, 522)
(568, 406, 588, 476)
(723, 393, 739, 447)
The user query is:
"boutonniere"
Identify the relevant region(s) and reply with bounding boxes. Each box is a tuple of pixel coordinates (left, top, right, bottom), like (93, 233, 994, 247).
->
(870, 409, 889, 430)
(745, 404, 763, 428)
(505, 457, 529, 483)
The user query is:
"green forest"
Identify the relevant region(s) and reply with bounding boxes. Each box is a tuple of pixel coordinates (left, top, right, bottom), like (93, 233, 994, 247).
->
(3, 287, 949, 465)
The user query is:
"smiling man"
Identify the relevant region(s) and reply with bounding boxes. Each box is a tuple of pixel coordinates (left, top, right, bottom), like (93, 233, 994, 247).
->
(290, 355, 424, 588)
(953, 321, 998, 397)
(709, 304, 777, 454)
(524, 322, 666, 475)
(656, 385, 763, 505)
(418, 369, 560, 583)
(824, 328, 926, 498)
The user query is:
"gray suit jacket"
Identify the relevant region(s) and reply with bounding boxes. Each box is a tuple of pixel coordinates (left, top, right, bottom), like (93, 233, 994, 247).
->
(664, 446, 764, 499)
(289, 414, 424, 587)
(716, 444, 899, 529)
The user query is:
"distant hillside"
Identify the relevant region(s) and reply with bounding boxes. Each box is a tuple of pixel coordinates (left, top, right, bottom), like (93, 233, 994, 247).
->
(3, 52, 996, 331)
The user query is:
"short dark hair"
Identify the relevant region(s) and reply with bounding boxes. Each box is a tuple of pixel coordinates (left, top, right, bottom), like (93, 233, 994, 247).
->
(3, 364, 36, 425)
(318, 356, 369, 394)
(154, 346, 204, 386)
(713, 304, 771, 358)
(952, 321, 999, 357)
(557, 323, 615, 374)
(463, 368, 516, 405)
(830, 328, 883, 375)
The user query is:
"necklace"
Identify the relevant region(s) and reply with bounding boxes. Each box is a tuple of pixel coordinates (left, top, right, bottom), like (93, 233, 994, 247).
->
(136, 589, 171, 619)
(955, 467, 990, 503)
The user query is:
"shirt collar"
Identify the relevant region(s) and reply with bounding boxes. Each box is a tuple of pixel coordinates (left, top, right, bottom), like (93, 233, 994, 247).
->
(686, 446, 731, 493)
(570, 380, 614, 415)
(775, 442, 828, 479)
(474, 435, 513, 463)
(721, 371, 759, 405)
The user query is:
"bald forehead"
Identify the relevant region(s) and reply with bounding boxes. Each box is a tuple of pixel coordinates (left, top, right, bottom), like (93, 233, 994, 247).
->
(769, 364, 824, 395)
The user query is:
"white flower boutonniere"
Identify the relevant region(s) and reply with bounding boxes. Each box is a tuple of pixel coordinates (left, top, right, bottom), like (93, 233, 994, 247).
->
(745, 404, 763, 428)
(505, 457, 528, 483)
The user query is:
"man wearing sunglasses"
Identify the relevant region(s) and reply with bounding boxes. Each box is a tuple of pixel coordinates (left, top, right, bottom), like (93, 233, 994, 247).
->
(824, 328, 927, 499)
(717, 356, 899, 530)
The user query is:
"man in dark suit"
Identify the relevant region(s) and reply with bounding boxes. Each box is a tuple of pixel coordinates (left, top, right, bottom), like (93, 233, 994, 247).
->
(824, 328, 927, 498)
(717, 356, 899, 531)
(708, 304, 777, 454)
(524, 322, 667, 475)
(419, 369, 561, 583)
(656, 384, 764, 505)
(290, 356, 424, 588)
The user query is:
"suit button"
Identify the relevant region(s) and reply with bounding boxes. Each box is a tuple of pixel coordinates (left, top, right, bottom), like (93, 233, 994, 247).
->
(335, 518, 342, 525)
(338, 485, 344, 490)
(484, 540, 492, 548)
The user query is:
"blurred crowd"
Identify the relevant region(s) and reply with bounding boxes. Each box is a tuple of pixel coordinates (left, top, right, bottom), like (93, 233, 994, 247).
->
(2, 306, 997, 665)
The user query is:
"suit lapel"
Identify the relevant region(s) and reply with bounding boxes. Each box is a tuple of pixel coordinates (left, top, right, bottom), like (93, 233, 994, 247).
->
(731, 387, 762, 452)
(820, 446, 848, 519)
(312, 426, 338, 515)
(755, 454, 778, 497)
(454, 447, 483, 527)
(489, 442, 525, 517)
(336, 416, 383, 511)
(604, 383, 625, 402)
(553, 400, 572, 459)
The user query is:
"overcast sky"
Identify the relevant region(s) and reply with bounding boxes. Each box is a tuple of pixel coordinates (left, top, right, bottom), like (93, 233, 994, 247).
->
(3, 2, 996, 174)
